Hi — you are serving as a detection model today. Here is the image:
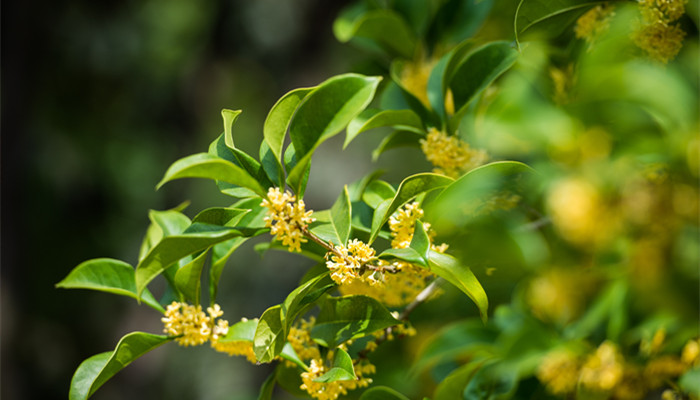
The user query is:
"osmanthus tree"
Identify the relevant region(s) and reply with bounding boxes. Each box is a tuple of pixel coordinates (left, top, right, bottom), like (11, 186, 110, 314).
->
(58, 0, 699, 399)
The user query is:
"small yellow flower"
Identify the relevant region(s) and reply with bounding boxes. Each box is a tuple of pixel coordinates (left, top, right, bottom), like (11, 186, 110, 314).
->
(210, 339, 257, 363)
(537, 349, 581, 395)
(580, 341, 624, 391)
(287, 317, 321, 363)
(161, 301, 230, 347)
(261, 187, 315, 252)
(300, 358, 375, 400)
(634, 0, 687, 63)
(325, 239, 376, 285)
(420, 129, 488, 178)
(575, 4, 616, 45)
(681, 338, 700, 365)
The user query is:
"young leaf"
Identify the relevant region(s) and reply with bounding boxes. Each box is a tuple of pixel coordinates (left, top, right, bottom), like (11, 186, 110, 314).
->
(173, 249, 209, 305)
(218, 318, 259, 342)
(311, 295, 400, 347)
(156, 153, 266, 197)
(135, 225, 251, 299)
(264, 87, 315, 162)
(345, 108, 424, 148)
(281, 272, 335, 333)
(378, 247, 427, 267)
(359, 386, 411, 400)
(334, 9, 417, 59)
(57, 259, 163, 313)
(192, 207, 249, 226)
(330, 186, 352, 247)
(254, 305, 285, 363)
(427, 250, 488, 322)
(362, 179, 396, 209)
(260, 140, 285, 188)
(448, 41, 518, 128)
(69, 332, 172, 400)
(313, 348, 357, 382)
(221, 109, 243, 149)
(280, 342, 309, 371)
(369, 173, 454, 244)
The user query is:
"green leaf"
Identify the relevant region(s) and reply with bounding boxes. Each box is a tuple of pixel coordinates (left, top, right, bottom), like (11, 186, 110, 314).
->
(413, 320, 496, 374)
(260, 140, 285, 188)
(218, 318, 259, 342)
(311, 295, 400, 347)
(369, 173, 454, 244)
(281, 272, 335, 333)
(254, 305, 285, 363)
(210, 237, 249, 304)
(514, 0, 604, 44)
(679, 367, 700, 395)
(257, 371, 277, 400)
(427, 250, 488, 322)
(389, 61, 439, 126)
(264, 87, 315, 162)
(334, 9, 417, 59)
(329, 186, 352, 247)
(135, 224, 250, 299)
(313, 348, 357, 382)
(290, 74, 381, 159)
(426, 161, 534, 233)
(448, 41, 518, 130)
(409, 220, 431, 263)
(359, 386, 411, 400)
(372, 130, 424, 161)
(57, 259, 163, 313)
(346, 109, 424, 148)
(69, 332, 171, 400)
(434, 362, 484, 400)
(173, 249, 208, 304)
(280, 342, 309, 371)
(378, 247, 427, 267)
(156, 153, 266, 197)
(192, 207, 249, 226)
(429, 0, 493, 45)
(221, 109, 243, 149)
(362, 179, 396, 209)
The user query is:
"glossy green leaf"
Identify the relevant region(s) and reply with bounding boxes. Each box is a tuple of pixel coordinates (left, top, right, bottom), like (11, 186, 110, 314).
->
(427, 161, 534, 233)
(192, 207, 249, 226)
(362, 179, 396, 209)
(135, 224, 250, 298)
(345, 108, 424, 148)
(221, 109, 243, 149)
(219, 318, 259, 342)
(260, 140, 285, 188)
(174, 249, 208, 304)
(210, 237, 249, 304)
(69, 332, 171, 400)
(372, 130, 424, 161)
(427, 250, 488, 322)
(359, 386, 411, 400)
(514, 0, 604, 44)
(257, 371, 277, 400)
(334, 9, 417, 59)
(429, 0, 493, 45)
(311, 295, 400, 347)
(448, 41, 518, 129)
(280, 342, 309, 371)
(156, 153, 266, 197)
(208, 134, 270, 198)
(378, 247, 427, 267)
(57, 259, 163, 313)
(264, 87, 314, 162)
(434, 362, 484, 400)
(409, 220, 431, 263)
(254, 305, 285, 363)
(313, 348, 356, 382)
(284, 144, 312, 196)
(330, 186, 352, 247)
(281, 272, 335, 332)
(369, 173, 454, 244)
(290, 73, 381, 161)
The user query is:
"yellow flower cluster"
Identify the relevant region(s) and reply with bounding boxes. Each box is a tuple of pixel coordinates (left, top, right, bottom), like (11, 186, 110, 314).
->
(634, 0, 687, 63)
(574, 4, 616, 45)
(261, 187, 315, 252)
(526, 268, 595, 325)
(209, 317, 258, 363)
(400, 59, 435, 109)
(339, 202, 445, 307)
(420, 129, 488, 178)
(325, 239, 378, 286)
(161, 302, 230, 347)
(537, 338, 699, 398)
(287, 317, 321, 364)
(300, 359, 375, 400)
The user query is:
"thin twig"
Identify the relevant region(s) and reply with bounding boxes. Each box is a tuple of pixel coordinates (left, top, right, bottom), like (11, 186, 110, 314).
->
(399, 278, 443, 321)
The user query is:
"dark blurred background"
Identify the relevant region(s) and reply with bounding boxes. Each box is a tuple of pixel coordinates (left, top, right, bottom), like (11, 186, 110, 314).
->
(0, 1, 421, 398)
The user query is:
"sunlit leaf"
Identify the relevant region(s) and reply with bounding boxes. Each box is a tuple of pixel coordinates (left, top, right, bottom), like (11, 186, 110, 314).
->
(427, 250, 488, 322)
(254, 305, 285, 363)
(221, 109, 243, 149)
(69, 332, 171, 400)
(330, 186, 352, 246)
(313, 348, 356, 382)
(264, 87, 315, 162)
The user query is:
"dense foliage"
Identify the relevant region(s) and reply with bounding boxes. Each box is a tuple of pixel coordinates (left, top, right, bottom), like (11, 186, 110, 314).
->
(58, 0, 699, 399)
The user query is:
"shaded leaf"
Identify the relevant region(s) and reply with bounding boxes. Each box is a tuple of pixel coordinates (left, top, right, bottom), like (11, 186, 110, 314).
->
(192, 207, 249, 226)
(311, 295, 400, 347)
(210, 237, 249, 304)
(313, 349, 356, 382)
(345, 108, 424, 148)
(281, 272, 335, 333)
(257, 371, 277, 400)
(362, 179, 396, 209)
(427, 250, 488, 322)
(359, 386, 411, 400)
(434, 362, 484, 400)
(264, 87, 314, 162)
(514, 0, 604, 43)
(69, 332, 171, 400)
(260, 140, 285, 188)
(330, 186, 352, 246)
(173, 249, 208, 304)
(334, 9, 417, 59)
(372, 130, 424, 161)
(409, 220, 431, 263)
(57, 259, 163, 313)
